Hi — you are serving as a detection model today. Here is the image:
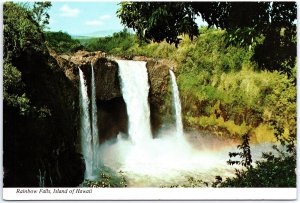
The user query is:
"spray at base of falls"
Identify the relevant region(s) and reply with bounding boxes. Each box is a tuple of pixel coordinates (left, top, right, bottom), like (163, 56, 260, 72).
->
(79, 60, 277, 187)
(117, 60, 152, 144)
(79, 66, 100, 180)
(169, 69, 184, 138)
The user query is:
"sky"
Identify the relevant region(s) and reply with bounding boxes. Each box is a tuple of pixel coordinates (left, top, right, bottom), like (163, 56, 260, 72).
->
(46, 2, 207, 37)
(47, 2, 124, 36)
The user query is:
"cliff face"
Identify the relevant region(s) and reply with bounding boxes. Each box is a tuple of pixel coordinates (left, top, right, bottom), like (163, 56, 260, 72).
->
(51, 51, 127, 142)
(52, 51, 175, 140)
(145, 58, 176, 134)
(52, 50, 122, 100)
(4, 49, 85, 187)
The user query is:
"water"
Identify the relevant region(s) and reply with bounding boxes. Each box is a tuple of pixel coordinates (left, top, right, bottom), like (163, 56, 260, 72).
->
(100, 130, 277, 187)
(117, 60, 152, 144)
(97, 61, 277, 187)
(91, 64, 99, 170)
(169, 69, 184, 137)
(79, 68, 93, 179)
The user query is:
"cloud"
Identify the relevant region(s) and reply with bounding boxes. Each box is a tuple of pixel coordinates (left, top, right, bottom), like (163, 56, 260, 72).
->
(99, 14, 111, 20)
(60, 4, 80, 17)
(85, 20, 103, 26)
(85, 14, 112, 27)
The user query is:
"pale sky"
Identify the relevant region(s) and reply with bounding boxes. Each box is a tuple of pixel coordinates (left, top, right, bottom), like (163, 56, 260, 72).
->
(47, 2, 124, 36)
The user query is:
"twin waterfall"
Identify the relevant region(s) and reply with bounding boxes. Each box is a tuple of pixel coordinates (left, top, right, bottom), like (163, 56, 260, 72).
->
(79, 66, 99, 180)
(79, 61, 183, 179)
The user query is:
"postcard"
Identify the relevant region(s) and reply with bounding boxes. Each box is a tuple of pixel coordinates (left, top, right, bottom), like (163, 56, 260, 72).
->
(2, 1, 297, 200)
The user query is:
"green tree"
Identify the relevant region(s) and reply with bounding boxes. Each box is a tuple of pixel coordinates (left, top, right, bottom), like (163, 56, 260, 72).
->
(117, 2, 198, 46)
(3, 2, 46, 60)
(32, 2, 52, 29)
(83, 28, 136, 54)
(45, 31, 83, 54)
(117, 2, 296, 74)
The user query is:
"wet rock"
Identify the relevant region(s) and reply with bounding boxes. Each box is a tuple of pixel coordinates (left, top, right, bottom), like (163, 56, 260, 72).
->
(51, 50, 121, 101)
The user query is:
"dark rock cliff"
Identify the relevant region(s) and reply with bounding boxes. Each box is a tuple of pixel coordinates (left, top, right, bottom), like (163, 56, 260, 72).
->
(4, 49, 85, 187)
(52, 51, 175, 140)
(51, 51, 127, 142)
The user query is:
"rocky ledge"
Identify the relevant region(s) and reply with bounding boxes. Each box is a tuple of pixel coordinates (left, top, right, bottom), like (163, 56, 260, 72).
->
(50, 50, 177, 139)
(50, 50, 177, 105)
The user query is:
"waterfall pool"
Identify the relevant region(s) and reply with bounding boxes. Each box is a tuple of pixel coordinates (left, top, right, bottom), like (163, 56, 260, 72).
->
(80, 60, 277, 187)
(98, 129, 276, 187)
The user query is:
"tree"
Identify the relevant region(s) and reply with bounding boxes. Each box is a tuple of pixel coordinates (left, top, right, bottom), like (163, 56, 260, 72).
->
(3, 2, 45, 59)
(117, 2, 199, 46)
(117, 2, 296, 74)
(31, 2, 52, 29)
(45, 31, 83, 54)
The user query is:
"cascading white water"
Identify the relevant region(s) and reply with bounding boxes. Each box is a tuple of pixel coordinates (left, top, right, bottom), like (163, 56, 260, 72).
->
(116, 60, 152, 144)
(98, 63, 278, 187)
(91, 64, 99, 170)
(169, 69, 184, 137)
(79, 68, 93, 179)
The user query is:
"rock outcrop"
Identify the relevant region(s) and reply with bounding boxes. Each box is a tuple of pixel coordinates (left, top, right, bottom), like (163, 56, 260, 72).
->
(4, 49, 85, 187)
(146, 58, 177, 134)
(50, 50, 122, 101)
(51, 51, 176, 139)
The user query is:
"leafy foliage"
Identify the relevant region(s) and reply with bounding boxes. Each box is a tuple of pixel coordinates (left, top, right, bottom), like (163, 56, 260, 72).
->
(213, 145, 296, 188)
(45, 31, 83, 54)
(117, 2, 198, 46)
(227, 133, 252, 167)
(82, 28, 135, 54)
(31, 2, 52, 29)
(3, 2, 46, 60)
(213, 119, 296, 188)
(117, 2, 296, 74)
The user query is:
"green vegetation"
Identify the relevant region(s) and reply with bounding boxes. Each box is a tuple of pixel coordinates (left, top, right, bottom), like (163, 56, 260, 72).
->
(214, 125, 296, 187)
(45, 31, 83, 54)
(217, 151, 296, 187)
(4, 2, 47, 115)
(118, 2, 296, 75)
(83, 27, 296, 143)
(82, 28, 136, 54)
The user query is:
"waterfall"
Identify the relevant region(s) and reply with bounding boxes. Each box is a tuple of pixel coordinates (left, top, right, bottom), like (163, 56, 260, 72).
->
(169, 69, 184, 137)
(91, 64, 99, 170)
(79, 68, 93, 179)
(117, 60, 152, 144)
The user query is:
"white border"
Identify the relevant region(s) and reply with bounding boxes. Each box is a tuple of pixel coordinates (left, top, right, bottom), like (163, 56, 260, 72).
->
(2, 188, 297, 200)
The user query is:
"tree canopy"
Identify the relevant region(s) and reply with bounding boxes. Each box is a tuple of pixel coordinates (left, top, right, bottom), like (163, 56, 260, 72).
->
(45, 31, 83, 54)
(117, 2, 297, 74)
